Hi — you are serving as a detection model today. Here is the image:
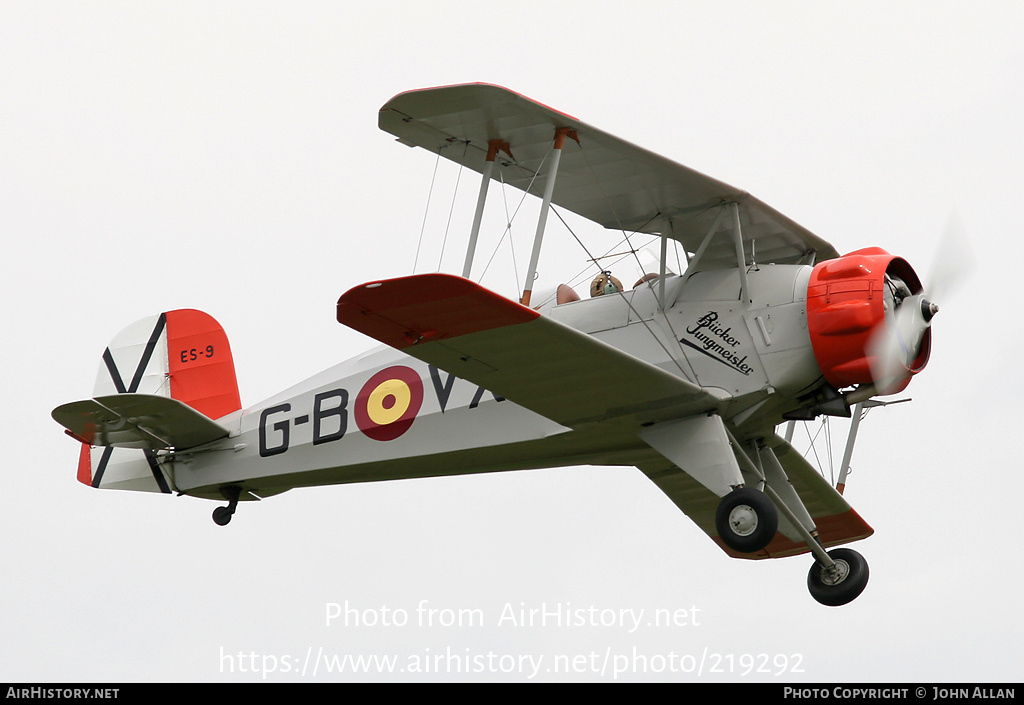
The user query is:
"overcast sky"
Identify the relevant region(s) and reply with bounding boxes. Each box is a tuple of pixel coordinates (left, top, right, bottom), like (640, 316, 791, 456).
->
(2, 1, 1021, 682)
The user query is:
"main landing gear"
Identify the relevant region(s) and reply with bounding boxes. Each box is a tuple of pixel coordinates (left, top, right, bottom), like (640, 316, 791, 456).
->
(807, 548, 869, 607)
(715, 488, 778, 554)
(212, 485, 241, 526)
(714, 487, 869, 605)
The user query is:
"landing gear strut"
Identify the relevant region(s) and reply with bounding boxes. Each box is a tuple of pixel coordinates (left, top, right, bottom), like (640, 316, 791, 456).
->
(212, 485, 241, 526)
(714, 488, 778, 553)
(807, 548, 869, 606)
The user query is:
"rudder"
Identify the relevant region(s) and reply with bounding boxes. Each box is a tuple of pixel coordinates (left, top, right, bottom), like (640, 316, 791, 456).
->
(76, 309, 241, 492)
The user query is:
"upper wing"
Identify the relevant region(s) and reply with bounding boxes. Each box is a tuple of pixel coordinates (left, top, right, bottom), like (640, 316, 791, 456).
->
(337, 273, 716, 429)
(52, 393, 231, 451)
(379, 83, 839, 271)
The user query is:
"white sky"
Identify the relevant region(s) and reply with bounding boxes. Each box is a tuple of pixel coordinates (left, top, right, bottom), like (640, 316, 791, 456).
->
(2, 1, 1021, 683)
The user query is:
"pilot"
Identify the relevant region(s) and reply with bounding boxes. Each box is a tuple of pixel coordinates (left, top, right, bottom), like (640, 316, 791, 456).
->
(590, 271, 623, 297)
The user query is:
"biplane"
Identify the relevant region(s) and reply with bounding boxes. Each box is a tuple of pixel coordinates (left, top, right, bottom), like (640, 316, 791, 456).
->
(52, 83, 946, 606)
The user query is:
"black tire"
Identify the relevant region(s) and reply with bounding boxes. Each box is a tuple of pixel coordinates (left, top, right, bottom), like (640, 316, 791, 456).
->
(714, 488, 778, 553)
(212, 506, 233, 526)
(807, 548, 869, 606)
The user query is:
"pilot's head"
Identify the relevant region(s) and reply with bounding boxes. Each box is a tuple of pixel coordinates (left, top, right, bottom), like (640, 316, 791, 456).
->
(590, 271, 622, 297)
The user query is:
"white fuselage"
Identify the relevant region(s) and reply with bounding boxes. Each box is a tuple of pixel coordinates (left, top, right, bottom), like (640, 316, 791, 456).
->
(171, 265, 821, 500)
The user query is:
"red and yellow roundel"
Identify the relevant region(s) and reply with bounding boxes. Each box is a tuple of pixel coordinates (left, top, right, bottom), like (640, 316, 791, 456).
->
(354, 366, 423, 441)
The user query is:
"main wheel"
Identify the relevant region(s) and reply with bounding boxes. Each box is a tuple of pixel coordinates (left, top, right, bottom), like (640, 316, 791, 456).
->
(714, 488, 778, 553)
(807, 548, 869, 606)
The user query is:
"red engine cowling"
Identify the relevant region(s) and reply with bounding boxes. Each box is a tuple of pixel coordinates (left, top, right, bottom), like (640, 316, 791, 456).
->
(806, 247, 931, 393)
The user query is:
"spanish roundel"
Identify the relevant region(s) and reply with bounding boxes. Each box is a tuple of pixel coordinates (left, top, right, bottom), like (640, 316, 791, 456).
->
(354, 366, 424, 441)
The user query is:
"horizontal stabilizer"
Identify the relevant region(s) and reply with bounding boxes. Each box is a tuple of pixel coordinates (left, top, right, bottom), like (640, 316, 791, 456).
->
(52, 393, 231, 451)
(338, 273, 714, 429)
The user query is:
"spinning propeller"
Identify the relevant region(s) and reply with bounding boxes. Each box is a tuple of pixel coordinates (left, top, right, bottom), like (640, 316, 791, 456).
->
(867, 213, 973, 394)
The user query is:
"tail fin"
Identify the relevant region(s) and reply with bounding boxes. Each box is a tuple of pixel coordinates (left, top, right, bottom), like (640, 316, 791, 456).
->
(66, 309, 241, 493)
(95, 309, 241, 418)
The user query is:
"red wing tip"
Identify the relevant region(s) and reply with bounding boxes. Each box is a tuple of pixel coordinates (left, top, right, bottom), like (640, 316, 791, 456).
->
(337, 273, 539, 350)
(714, 509, 874, 560)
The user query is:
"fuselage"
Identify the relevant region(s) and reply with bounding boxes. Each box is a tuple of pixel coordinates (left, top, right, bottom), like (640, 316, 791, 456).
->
(171, 265, 822, 501)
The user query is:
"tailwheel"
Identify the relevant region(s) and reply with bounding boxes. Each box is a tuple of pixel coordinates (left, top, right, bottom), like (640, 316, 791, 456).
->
(212, 506, 234, 526)
(807, 548, 869, 606)
(212, 485, 241, 526)
(714, 488, 778, 553)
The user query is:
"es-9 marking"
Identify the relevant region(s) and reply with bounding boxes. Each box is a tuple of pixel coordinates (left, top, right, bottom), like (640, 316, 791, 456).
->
(179, 345, 215, 363)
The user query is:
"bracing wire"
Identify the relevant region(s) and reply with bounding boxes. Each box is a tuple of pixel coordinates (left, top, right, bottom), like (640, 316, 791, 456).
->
(801, 419, 827, 480)
(500, 170, 522, 294)
(796, 417, 844, 484)
(412, 149, 442, 274)
(478, 148, 550, 289)
(436, 141, 470, 272)
(545, 204, 692, 380)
